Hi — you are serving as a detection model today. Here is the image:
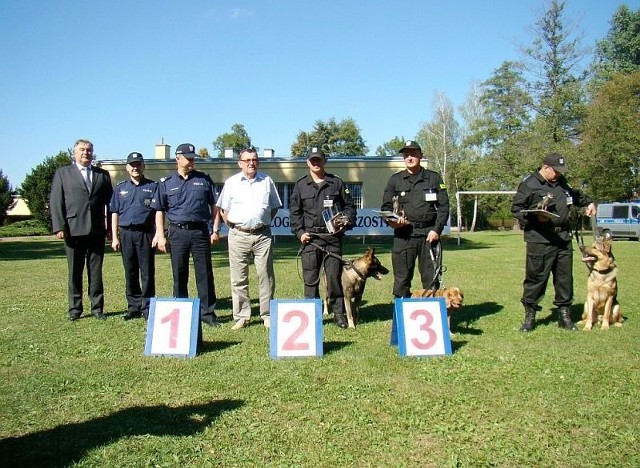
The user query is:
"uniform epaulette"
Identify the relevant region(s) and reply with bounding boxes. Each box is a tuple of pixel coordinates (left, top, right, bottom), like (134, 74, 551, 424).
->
(159, 176, 168, 183)
(116, 180, 127, 186)
(295, 174, 307, 183)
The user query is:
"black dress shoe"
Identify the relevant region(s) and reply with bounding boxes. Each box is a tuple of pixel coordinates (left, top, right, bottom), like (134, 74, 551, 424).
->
(201, 316, 221, 327)
(122, 311, 141, 321)
(93, 311, 107, 320)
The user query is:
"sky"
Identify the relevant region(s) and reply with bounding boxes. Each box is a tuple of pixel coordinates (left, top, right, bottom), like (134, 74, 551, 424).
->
(1, 0, 637, 188)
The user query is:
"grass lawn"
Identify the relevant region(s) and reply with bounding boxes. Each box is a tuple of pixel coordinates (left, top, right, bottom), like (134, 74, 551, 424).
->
(0, 232, 638, 467)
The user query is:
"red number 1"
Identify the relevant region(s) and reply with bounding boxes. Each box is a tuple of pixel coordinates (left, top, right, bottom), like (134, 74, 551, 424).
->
(282, 310, 310, 351)
(161, 308, 180, 348)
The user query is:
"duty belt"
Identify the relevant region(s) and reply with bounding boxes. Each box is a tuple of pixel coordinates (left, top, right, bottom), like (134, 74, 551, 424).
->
(411, 221, 432, 229)
(308, 226, 329, 233)
(170, 222, 206, 230)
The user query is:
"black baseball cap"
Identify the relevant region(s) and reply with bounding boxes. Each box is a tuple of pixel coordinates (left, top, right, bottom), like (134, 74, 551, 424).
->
(306, 147, 326, 160)
(399, 140, 422, 153)
(543, 153, 568, 173)
(126, 152, 144, 164)
(175, 143, 197, 159)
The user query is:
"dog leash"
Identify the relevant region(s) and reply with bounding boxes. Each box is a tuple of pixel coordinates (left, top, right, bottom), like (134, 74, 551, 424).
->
(295, 238, 363, 288)
(427, 241, 446, 289)
(573, 209, 596, 274)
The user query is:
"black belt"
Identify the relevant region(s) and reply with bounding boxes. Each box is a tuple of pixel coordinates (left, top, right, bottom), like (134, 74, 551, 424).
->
(308, 227, 329, 233)
(120, 224, 153, 232)
(170, 222, 206, 230)
(411, 222, 433, 229)
(228, 222, 267, 234)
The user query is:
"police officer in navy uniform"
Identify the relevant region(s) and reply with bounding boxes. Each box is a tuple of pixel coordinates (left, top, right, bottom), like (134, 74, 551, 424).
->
(110, 152, 158, 320)
(381, 140, 450, 298)
(511, 152, 596, 332)
(289, 147, 357, 329)
(151, 143, 222, 330)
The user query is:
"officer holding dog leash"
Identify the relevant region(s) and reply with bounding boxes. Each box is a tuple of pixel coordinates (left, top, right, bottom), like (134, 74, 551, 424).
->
(290, 147, 357, 329)
(511, 152, 596, 332)
(381, 140, 450, 299)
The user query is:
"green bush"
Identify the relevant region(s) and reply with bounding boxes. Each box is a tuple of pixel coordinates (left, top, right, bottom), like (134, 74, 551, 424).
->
(0, 219, 50, 237)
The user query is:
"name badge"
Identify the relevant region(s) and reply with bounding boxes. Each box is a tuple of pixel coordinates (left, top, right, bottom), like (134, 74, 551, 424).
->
(566, 195, 573, 205)
(323, 199, 334, 208)
(425, 193, 437, 202)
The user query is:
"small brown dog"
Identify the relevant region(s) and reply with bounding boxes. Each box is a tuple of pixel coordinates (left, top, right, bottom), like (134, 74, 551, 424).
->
(580, 233, 622, 330)
(411, 287, 464, 332)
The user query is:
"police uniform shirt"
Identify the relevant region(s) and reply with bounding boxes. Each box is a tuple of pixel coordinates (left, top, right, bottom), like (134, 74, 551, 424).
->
(151, 170, 217, 223)
(381, 168, 449, 235)
(289, 172, 356, 238)
(109, 178, 158, 227)
(216, 171, 282, 229)
(511, 171, 593, 243)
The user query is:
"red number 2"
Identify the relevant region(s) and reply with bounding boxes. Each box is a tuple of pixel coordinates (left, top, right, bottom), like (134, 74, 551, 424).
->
(409, 309, 437, 350)
(282, 310, 310, 351)
(161, 308, 180, 348)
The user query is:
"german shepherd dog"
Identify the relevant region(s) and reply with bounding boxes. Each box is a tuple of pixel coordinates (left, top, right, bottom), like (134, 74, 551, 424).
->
(324, 247, 389, 329)
(580, 233, 622, 330)
(411, 287, 464, 333)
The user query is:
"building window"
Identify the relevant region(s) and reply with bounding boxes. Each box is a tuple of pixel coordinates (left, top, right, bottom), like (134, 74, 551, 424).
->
(345, 183, 363, 209)
(276, 183, 296, 210)
(274, 182, 363, 209)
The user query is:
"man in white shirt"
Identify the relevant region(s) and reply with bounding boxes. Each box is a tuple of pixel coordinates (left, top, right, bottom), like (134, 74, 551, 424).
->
(216, 147, 282, 329)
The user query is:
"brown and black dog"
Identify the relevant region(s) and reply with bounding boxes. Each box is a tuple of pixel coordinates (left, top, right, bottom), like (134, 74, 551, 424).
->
(580, 233, 622, 330)
(411, 287, 464, 332)
(324, 247, 389, 329)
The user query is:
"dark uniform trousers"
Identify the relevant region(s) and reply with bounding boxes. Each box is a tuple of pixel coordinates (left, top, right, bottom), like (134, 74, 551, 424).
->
(119, 228, 155, 318)
(64, 233, 106, 315)
(523, 240, 573, 309)
(301, 236, 345, 315)
(392, 235, 438, 298)
(168, 225, 217, 320)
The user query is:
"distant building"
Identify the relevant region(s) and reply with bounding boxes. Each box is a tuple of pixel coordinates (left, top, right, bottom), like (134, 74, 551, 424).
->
(5, 195, 31, 223)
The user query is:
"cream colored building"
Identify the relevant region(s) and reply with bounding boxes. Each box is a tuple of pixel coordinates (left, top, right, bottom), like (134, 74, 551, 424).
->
(100, 143, 409, 210)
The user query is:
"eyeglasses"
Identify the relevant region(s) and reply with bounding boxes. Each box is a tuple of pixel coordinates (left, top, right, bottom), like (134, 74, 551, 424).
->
(240, 158, 259, 163)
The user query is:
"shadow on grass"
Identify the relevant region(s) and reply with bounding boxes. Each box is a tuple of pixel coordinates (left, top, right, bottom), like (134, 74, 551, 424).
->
(324, 340, 352, 355)
(452, 301, 503, 335)
(0, 399, 243, 467)
(537, 304, 585, 327)
(0, 238, 66, 261)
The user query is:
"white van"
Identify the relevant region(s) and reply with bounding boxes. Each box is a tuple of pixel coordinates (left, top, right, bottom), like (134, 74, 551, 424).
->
(595, 202, 640, 240)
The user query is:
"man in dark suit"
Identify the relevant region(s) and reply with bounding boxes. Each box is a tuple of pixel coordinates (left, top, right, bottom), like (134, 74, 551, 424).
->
(50, 139, 114, 321)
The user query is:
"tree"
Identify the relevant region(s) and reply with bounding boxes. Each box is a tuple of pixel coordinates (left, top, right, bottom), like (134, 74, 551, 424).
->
(592, 5, 640, 83)
(577, 71, 640, 201)
(375, 136, 406, 156)
(290, 117, 368, 157)
(416, 92, 459, 184)
(212, 124, 252, 158)
(0, 170, 16, 226)
(521, 0, 588, 144)
(198, 147, 210, 158)
(20, 151, 71, 231)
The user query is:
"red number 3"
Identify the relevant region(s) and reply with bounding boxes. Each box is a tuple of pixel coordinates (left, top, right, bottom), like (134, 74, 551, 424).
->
(409, 309, 437, 350)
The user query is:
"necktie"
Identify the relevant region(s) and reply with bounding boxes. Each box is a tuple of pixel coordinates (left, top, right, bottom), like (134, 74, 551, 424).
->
(82, 167, 91, 190)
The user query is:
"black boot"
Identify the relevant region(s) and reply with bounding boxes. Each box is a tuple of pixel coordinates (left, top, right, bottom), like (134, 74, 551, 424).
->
(558, 306, 577, 331)
(520, 306, 536, 332)
(334, 313, 348, 329)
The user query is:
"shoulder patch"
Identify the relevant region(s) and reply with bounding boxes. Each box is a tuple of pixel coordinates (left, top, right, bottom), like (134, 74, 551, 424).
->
(439, 183, 447, 190)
